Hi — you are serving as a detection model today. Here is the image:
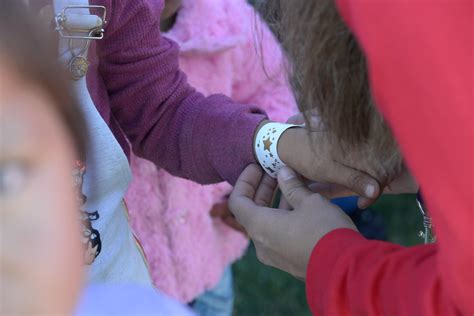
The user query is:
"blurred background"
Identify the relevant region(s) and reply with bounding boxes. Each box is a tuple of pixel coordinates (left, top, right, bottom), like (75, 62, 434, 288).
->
(232, 194, 423, 316)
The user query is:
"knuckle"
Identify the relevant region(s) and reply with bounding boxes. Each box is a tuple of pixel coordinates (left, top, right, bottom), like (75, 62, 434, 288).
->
(254, 197, 269, 207)
(254, 197, 264, 207)
(286, 182, 304, 200)
(263, 179, 276, 192)
(349, 173, 364, 190)
(286, 187, 298, 201)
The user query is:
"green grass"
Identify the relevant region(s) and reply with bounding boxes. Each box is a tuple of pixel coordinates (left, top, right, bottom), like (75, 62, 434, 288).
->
(233, 243, 311, 316)
(372, 194, 424, 246)
(233, 194, 423, 315)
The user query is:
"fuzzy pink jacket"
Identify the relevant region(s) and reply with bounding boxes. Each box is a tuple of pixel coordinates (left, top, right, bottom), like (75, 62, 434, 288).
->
(125, 0, 297, 303)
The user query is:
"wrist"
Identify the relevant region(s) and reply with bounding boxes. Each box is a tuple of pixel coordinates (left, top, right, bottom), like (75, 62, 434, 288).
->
(277, 126, 303, 165)
(253, 122, 302, 178)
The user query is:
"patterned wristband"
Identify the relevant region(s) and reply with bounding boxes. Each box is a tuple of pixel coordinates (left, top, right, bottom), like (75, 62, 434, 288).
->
(255, 122, 299, 178)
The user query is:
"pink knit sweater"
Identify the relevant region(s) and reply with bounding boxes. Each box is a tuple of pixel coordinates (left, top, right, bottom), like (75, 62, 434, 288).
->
(125, 0, 297, 303)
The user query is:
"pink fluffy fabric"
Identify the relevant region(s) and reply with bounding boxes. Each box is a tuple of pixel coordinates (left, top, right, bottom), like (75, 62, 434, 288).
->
(125, 0, 297, 303)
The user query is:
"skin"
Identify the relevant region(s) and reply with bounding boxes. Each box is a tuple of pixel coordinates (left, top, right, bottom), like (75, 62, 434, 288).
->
(230, 108, 417, 279)
(159, 1, 379, 232)
(229, 163, 417, 279)
(215, 115, 384, 233)
(0, 59, 83, 315)
(229, 164, 356, 279)
(159, 0, 379, 233)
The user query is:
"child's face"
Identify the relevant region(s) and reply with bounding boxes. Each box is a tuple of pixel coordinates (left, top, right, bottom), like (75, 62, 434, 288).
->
(0, 58, 83, 315)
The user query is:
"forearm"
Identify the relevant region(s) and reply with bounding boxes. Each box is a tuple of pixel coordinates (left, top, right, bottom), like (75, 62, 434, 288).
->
(96, 0, 267, 184)
(176, 93, 266, 184)
(112, 76, 266, 184)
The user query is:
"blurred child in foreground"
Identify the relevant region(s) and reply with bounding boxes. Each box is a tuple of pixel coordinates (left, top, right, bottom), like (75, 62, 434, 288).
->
(0, 4, 191, 314)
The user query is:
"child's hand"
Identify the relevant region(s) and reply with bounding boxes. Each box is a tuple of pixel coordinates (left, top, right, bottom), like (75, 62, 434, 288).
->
(229, 164, 357, 280)
(276, 126, 380, 204)
(210, 200, 247, 235)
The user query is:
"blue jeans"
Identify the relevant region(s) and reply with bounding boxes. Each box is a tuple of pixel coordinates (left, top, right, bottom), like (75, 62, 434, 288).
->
(192, 266, 234, 316)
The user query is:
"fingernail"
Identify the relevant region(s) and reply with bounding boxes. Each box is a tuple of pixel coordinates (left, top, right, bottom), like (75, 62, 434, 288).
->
(279, 167, 296, 181)
(365, 184, 376, 198)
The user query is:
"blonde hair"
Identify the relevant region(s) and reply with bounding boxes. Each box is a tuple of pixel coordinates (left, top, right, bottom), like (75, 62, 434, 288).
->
(258, 0, 402, 182)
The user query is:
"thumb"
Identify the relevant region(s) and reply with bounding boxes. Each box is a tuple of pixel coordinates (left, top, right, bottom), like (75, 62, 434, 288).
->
(277, 167, 313, 209)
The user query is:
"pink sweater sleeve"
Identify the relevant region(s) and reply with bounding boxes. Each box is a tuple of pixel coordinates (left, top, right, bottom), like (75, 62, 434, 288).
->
(95, 0, 267, 184)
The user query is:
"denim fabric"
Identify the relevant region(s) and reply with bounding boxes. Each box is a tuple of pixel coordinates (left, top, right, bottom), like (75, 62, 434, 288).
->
(192, 266, 234, 316)
(331, 196, 359, 215)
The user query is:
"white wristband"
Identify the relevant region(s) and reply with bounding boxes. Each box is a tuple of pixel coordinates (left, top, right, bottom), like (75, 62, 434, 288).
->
(255, 122, 299, 178)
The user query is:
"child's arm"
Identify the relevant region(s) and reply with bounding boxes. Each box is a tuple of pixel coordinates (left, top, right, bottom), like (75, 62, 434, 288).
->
(96, 0, 266, 185)
(95, 0, 378, 198)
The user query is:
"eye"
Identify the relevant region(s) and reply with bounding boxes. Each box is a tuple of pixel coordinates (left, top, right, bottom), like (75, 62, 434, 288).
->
(0, 161, 28, 196)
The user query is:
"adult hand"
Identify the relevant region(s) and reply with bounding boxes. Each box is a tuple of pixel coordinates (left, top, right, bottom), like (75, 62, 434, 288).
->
(229, 164, 357, 280)
(277, 168, 418, 211)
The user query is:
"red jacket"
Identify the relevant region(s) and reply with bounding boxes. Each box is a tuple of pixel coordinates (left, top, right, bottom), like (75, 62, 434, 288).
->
(306, 1, 473, 315)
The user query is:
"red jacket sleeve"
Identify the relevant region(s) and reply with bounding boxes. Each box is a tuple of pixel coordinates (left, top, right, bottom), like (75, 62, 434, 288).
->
(95, 0, 266, 184)
(306, 1, 473, 315)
